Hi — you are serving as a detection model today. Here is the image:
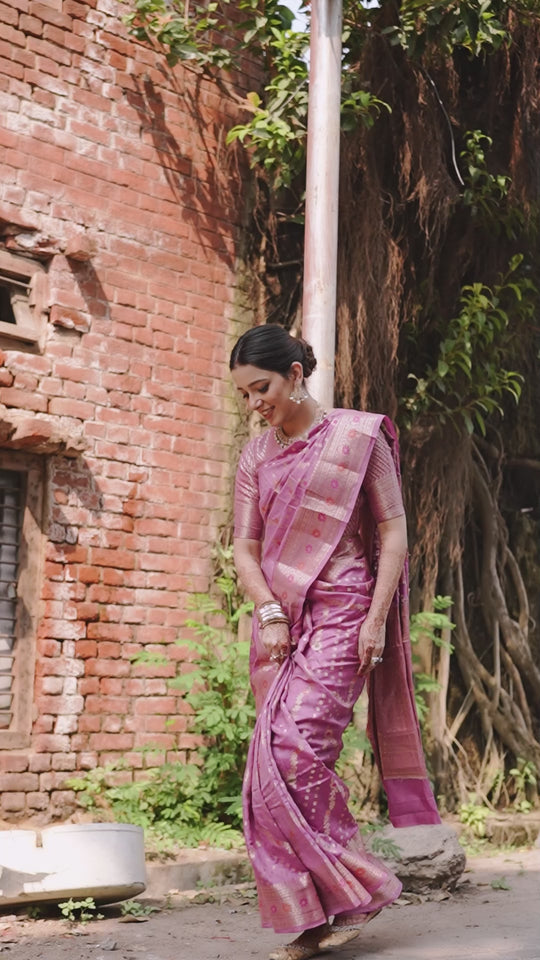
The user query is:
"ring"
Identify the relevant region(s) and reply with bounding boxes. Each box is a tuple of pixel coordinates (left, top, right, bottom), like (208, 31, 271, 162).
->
(371, 656, 383, 664)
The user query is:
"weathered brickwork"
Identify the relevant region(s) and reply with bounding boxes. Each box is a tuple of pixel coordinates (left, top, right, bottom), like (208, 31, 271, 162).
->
(0, 0, 255, 817)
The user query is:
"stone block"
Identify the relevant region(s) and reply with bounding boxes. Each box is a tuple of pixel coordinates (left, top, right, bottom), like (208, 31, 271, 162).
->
(367, 823, 466, 893)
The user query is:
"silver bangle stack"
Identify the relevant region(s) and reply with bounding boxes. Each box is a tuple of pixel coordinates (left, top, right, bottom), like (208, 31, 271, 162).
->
(257, 600, 289, 630)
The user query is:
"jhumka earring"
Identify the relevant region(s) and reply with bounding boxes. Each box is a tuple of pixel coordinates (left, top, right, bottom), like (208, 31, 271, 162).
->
(289, 382, 308, 404)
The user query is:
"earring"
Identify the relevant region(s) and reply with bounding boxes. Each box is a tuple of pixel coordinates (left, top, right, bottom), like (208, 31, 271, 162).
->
(289, 382, 308, 404)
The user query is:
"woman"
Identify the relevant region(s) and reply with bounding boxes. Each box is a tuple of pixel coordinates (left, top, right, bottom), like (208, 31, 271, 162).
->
(231, 325, 440, 960)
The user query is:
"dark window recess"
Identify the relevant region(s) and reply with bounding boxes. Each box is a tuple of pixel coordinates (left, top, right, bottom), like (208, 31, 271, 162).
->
(0, 470, 23, 729)
(0, 271, 31, 324)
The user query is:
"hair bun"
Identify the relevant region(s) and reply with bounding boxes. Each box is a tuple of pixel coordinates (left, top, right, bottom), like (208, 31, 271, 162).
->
(299, 338, 317, 378)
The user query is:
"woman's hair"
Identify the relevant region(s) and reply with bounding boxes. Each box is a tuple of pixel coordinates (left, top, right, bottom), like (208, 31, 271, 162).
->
(230, 324, 317, 379)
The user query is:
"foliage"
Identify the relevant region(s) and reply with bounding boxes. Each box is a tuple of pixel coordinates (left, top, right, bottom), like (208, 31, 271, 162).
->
(126, 0, 388, 190)
(58, 898, 104, 923)
(459, 796, 490, 837)
(410, 596, 455, 722)
(382, 0, 510, 59)
(491, 875, 511, 890)
(508, 758, 537, 813)
(69, 549, 254, 851)
(360, 822, 402, 860)
(120, 900, 159, 917)
(225, 31, 308, 190)
(125, 0, 296, 69)
(404, 255, 535, 436)
(459, 130, 522, 236)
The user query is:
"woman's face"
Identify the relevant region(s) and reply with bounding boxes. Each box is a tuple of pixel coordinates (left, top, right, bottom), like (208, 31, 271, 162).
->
(232, 363, 302, 427)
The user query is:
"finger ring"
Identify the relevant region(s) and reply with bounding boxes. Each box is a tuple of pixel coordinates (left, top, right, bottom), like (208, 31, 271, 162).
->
(270, 654, 279, 661)
(371, 656, 383, 664)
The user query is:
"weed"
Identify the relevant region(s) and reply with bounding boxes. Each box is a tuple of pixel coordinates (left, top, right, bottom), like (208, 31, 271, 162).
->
(26, 905, 44, 920)
(459, 797, 490, 838)
(68, 547, 253, 851)
(491, 876, 511, 890)
(58, 897, 104, 923)
(120, 900, 158, 917)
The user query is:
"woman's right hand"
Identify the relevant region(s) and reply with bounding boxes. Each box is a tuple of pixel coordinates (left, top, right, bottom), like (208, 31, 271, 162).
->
(260, 621, 291, 665)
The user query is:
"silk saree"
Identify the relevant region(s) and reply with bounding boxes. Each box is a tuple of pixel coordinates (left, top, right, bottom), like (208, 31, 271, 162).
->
(234, 409, 440, 934)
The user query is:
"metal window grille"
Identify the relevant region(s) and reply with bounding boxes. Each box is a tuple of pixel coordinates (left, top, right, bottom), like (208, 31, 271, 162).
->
(0, 470, 23, 729)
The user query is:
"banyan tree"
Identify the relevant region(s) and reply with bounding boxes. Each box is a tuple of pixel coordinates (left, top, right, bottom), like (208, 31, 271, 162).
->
(128, 0, 540, 811)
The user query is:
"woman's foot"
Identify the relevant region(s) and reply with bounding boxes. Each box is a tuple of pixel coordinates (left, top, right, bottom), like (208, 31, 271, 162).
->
(317, 928, 361, 949)
(318, 907, 382, 949)
(268, 922, 331, 960)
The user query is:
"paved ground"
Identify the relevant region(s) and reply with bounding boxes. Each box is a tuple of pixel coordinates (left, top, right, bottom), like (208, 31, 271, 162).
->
(0, 846, 538, 960)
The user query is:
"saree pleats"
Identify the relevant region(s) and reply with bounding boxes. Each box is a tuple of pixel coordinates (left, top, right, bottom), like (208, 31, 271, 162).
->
(244, 580, 402, 933)
(240, 410, 440, 934)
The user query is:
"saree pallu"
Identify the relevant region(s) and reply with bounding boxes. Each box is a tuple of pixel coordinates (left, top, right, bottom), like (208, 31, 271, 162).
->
(240, 410, 440, 934)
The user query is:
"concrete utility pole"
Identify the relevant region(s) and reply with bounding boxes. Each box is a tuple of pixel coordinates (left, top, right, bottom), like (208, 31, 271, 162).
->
(301, 0, 343, 409)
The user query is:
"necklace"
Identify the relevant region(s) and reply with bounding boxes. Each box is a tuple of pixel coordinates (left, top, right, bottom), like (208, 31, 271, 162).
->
(274, 405, 327, 449)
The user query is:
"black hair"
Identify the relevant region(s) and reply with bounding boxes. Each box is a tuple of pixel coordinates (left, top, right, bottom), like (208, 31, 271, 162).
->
(229, 324, 317, 379)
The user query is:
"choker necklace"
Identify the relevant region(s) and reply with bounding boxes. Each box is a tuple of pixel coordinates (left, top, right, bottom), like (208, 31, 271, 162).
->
(274, 405, 327, 449)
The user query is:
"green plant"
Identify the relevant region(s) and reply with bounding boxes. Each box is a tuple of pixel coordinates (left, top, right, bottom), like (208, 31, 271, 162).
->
(26, 905, 44, 920)
(410, 596, 455, 721)
(58, 897, 104, 924)
(69, 547, 255, 851)
(459, 796, 490, 837)
(360, 822, 403, 860)
(491, 876, 511, 890)
(126, 0, 388, 193)
(120, 900, 158, 917)
(382, 0, 509, 59)
(404, 256, 535, 435)
(66, 761, 127, 812)
(508, 757, 537, 813)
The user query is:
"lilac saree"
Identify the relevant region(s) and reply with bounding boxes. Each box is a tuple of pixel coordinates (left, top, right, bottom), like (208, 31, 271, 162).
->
(234, 410, 440, 934)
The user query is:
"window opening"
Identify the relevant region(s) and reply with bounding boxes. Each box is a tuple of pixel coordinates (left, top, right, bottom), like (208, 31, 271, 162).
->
(0, 250, 46, 346)
(0, 470, 23, 729)
(0, 271, 32, 325)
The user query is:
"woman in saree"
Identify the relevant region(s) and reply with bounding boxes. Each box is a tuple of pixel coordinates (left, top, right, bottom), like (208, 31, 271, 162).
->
(230, 325, 440, 960)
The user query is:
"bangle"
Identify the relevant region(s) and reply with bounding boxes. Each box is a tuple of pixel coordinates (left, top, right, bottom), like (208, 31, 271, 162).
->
(259, 615, 289, 630)
(257, 601, 289, 629)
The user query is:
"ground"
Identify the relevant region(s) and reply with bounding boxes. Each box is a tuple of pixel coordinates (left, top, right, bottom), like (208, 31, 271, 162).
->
(0, 846, 538, 960)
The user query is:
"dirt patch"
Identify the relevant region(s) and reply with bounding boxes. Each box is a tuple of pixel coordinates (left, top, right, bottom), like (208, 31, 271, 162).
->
(0, 846, 539, 960)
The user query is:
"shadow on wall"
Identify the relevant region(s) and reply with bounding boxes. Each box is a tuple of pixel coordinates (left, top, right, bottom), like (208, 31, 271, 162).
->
(66, 259, 111, 326)
(125, 73, 244, 272)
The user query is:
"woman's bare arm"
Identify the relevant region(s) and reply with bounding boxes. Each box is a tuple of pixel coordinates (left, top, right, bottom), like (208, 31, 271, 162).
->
(234, 537, 291, 660)
(357, 513, 408, 675)
(234, 538, 276, 606)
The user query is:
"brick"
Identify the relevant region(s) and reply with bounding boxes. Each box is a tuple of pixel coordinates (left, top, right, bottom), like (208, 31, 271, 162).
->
(1, 773, 39, 791)
(51, 752, 77, 771)
(36, 695, 84, 715)
(28, 755, 52, 773)
(0, 754, 29, 773)
(1, 793, 26, 813)
(88, 733, 134, 751)
(27, 792, 50, 810)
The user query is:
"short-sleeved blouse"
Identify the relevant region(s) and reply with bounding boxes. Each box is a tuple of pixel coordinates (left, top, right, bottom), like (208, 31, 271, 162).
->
(234, 426, 404, 541)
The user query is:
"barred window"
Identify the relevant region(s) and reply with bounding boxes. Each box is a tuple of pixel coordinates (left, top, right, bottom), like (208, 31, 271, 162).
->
(0, 455, 44, 749)
(0, 470, 23, 730)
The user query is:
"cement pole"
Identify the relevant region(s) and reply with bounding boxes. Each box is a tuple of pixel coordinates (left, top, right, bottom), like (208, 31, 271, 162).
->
(301, 0, 342, 409)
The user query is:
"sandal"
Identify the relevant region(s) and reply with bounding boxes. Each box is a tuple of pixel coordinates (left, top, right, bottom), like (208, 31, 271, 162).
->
(268, 945, 321, 960)
(318, 907, 382, 949)
(317, 928, 360, 949)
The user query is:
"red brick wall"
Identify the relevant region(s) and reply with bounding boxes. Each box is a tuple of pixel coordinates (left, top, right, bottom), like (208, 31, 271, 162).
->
(0, 0, 255, 818)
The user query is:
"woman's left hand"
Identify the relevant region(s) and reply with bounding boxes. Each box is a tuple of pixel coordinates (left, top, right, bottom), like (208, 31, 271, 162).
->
(357, 618, 386, 676)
